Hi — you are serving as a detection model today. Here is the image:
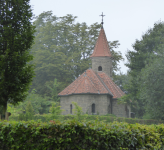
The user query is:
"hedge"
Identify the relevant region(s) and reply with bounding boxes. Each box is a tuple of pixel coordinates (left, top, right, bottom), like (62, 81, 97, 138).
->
(0, 120, 164, 149)
(9, 114, 164, 125)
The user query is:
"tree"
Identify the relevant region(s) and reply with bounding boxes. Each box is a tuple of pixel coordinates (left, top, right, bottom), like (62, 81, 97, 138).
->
(113, 72, 129, 93)
(18, 101, 34, 121)
(18, 90, 51, 114)
(108, 41, 124, 76)
(72, 102, 83, 121)
(140, 53, 164, 120)
(9, 89, 52, 116)
(49, 102, 62, 116)
(0, 0, 35, 119)
(30, 11, 123, 96)
(25, 101, 34, 120)
(125, 21, 164, 118)
(46, 78, 60, 102)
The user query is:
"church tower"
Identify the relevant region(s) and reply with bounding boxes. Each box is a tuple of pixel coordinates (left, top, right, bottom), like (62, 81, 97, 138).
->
(90, 16, 113, 77)
(59, 13, 130, 118)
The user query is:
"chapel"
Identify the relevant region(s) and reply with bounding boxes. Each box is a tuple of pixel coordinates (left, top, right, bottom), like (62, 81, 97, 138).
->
(58, 18, 130, 118)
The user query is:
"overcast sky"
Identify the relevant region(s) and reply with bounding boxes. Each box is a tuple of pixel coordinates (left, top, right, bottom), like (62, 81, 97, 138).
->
(30, 0, 164, 74)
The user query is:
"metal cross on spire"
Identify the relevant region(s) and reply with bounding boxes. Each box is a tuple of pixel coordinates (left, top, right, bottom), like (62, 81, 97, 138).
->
(100, 12, 105, 28)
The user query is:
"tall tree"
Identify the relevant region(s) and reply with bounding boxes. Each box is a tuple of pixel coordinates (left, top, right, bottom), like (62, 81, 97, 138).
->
(46, 78, 60, 102)
(0, 0, 35, 119)
(30, 11, 123, 96)
(113, 72, 129, 93)
(140, 52, 164, 120)
(125, 21, 164, 118)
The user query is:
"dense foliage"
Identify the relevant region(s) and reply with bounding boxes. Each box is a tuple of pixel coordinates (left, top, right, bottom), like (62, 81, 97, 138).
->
(0, 0, 35, 117)
(0, 120, 164, 149)
(7, 78, 61, 120)
(125, 21, 164, 119)
(140, 53, 164, 120)
(9, 113, 164, 125)
(30, 11, 124, 96)
(7, 91, 52, 116)
(113, 72, 130, 93)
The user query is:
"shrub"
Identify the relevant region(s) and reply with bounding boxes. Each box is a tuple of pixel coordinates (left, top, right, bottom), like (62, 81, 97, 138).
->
(0, 120, 164, 149)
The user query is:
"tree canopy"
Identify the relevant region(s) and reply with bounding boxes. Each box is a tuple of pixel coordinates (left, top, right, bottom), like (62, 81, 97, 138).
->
(139, 50, 164, 120)
(125, 21, 164, 118)
(0, 0, 35, 117)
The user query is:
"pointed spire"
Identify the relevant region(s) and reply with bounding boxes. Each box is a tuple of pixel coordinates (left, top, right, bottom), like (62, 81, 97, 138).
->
(90, 27, 112, 57)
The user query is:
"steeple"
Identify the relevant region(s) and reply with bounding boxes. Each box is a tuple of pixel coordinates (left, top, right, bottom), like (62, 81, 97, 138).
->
(91, 14, 113, 77)
(90, 27, 112, 57)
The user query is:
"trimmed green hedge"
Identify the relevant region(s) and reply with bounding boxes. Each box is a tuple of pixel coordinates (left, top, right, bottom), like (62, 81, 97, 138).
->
(9, 114, 164, 125)
(0, 120, 164, 149)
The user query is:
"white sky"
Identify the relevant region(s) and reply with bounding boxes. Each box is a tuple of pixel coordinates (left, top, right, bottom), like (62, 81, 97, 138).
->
(30, 0, 164, 74)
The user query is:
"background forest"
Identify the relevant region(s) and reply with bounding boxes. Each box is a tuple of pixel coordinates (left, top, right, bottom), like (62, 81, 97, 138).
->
(8, 11, 164, 121)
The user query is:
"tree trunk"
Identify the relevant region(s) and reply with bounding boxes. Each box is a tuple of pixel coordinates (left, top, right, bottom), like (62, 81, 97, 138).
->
(1, 102, 7, 121)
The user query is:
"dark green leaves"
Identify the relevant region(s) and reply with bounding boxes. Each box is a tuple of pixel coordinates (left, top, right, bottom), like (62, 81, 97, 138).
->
(125, 21, 164, 118)
(140, 56, 164, 120)
(0, 120, 163, 149)
(0, 0, 35, 111)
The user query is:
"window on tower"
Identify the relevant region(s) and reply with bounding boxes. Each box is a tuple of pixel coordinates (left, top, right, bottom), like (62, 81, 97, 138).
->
(98, 66, 102, 71)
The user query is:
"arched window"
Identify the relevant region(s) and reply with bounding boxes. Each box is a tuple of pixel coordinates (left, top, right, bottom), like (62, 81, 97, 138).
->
(70, 104, 72, 114)
(92, 103, 95, 114)
(98, 66, 102, 71)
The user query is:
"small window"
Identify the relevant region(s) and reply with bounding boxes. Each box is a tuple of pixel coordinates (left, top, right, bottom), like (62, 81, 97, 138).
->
(92, 103, 95, 114)
(98, 66, 102, 71)
(70, 104, 72, 114)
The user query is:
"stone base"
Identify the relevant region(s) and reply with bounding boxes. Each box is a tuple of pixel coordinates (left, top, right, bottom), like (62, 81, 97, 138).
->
(60, 94, 130, 118)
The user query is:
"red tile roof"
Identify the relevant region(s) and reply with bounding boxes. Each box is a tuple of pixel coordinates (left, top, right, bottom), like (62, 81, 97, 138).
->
(97, 72, 125, 99)
(58, 69, 124, 99)
(90, 27, 112, 57)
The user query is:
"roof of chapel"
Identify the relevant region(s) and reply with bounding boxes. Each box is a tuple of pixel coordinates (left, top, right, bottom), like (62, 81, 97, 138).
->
(58, 69, 124, 99)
